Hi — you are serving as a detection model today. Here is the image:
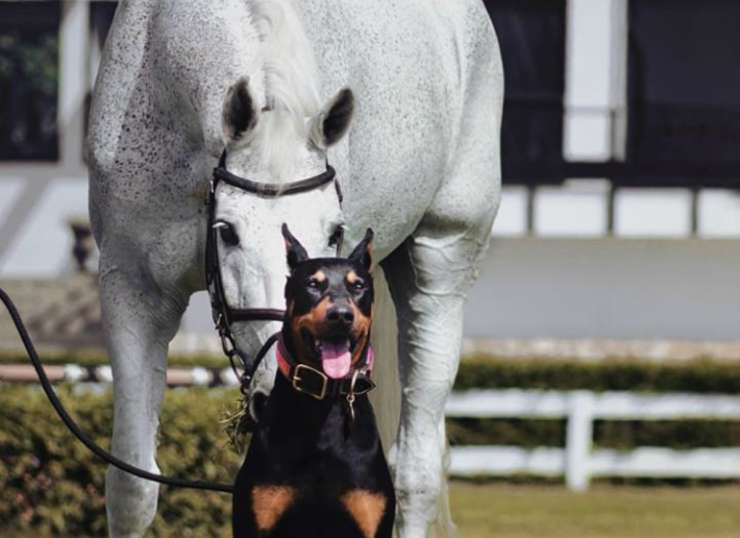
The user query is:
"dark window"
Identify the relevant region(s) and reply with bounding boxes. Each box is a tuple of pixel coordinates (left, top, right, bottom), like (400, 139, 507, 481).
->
(91, 1, 118, 49)
(85, 2, 119, 140)
(627, 0, 740, 187)
(483, 0, 566, 185)
(0, 2, 60, 161)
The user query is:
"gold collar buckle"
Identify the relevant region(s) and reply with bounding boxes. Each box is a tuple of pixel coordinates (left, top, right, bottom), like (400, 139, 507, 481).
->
(292, 363, 329, 400)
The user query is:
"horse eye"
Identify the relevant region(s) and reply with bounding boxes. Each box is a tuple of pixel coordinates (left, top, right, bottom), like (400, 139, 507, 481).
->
(328, 225, 344, 248)
(214, 222, 239, 246)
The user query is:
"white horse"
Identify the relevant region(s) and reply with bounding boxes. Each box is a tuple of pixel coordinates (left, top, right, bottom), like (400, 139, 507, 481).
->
(88, 1, 502, 537)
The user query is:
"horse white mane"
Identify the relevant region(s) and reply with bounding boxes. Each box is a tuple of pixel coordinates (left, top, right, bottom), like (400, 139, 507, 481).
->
(252, 0, 321, 117)
(247, 0, 323, 179)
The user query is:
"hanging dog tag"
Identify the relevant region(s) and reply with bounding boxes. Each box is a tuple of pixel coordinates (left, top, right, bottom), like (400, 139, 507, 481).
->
(346, 392, 356, 423)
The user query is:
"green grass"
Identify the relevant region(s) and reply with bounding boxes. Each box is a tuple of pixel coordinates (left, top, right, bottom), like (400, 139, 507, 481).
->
(450, 482, 740, 538)
(3, 483, 739, 537)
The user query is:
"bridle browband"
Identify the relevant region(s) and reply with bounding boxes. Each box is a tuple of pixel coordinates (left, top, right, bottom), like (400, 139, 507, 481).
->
(205, 149, 344, 389)
(214, 151, 341, 200)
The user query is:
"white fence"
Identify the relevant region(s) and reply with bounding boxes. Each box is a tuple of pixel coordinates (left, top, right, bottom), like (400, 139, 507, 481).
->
(446, 389, 740, 490)
(4, 364, 740, 490)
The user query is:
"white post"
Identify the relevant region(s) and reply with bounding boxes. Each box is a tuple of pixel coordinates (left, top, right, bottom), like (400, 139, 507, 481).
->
(563, 0, 628, 162)
(89, 14, 103, 92)
(59, 0, 90, 170)
(608, 0, 629, 161)
(566, 390, 594, 491)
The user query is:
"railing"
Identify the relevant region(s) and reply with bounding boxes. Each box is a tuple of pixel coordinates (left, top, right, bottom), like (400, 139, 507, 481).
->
(3, 365, 739, 490)
(446, 389, 740, 490)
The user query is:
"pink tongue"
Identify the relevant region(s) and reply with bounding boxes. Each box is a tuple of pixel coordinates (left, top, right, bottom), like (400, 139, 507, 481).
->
(320, 340, 352, 379)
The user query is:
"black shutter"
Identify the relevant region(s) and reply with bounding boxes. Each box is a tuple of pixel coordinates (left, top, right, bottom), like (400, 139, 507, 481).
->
(626, 0, 740, 187)
(483, 0, 566, 185)
(0, 1, 60, 161)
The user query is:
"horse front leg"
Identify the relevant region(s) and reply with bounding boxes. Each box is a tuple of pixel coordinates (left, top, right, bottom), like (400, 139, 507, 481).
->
(100, 268, 187, 538)
(384, 231, 486, 538)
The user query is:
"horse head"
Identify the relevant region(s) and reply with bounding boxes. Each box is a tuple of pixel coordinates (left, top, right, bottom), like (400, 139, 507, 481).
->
(212, 76, 354, 391)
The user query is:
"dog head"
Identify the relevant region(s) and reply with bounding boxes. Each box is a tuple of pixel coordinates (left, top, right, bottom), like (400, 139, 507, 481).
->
(281, 224, 373, 379)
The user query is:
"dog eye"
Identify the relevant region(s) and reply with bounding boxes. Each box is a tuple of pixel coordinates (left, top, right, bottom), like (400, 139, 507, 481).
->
(350, 280, 365, 291)
(307, 278, 321, 289)
(214, 221, 239, 246)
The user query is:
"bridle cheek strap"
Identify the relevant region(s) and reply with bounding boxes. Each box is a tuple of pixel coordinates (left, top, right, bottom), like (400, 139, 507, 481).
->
(206, 149, 344, 385)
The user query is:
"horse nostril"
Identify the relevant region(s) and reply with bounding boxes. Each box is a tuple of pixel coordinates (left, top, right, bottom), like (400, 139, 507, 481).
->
(328, 307, 354, 325)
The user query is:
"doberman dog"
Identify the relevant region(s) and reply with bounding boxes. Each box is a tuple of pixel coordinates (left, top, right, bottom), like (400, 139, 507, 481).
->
(233, 225, 395, 538)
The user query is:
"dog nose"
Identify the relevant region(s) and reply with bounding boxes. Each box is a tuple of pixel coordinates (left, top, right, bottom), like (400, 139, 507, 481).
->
(327, 305, 354, 326)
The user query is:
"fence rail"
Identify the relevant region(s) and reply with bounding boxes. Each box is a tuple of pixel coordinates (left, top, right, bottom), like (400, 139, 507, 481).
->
(446, 389, 740, 490)
(3, 365, 739, 490)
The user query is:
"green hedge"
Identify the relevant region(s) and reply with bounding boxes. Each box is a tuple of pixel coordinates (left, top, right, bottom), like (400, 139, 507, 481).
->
(2, 355, 740, 535)
(448, 355, 740, 450)
(447, 418, 740, 449)
(0, 386, 240, 537)
(3, 350, 740, 393)
(455, 355, 740, 393)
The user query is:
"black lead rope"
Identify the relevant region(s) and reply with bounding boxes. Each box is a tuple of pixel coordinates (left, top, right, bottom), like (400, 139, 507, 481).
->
(0, 152, 344, 494)
(0, 287, 234, 494)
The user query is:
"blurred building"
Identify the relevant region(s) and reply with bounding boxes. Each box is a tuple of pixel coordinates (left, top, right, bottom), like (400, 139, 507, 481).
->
(0, 1, 739, 349)
(468, 0, 740, 343)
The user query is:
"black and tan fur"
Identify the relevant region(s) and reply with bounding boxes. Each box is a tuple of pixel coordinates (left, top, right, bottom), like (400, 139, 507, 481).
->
(233, 226, 395, 538)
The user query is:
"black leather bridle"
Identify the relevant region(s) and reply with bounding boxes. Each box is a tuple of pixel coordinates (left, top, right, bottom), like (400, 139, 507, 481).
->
(205, 150, 343, 387)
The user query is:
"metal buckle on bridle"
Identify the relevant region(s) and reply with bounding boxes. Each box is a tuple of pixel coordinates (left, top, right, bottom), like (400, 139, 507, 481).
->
(291, 363, 329, 400)
(214, 313, 250, 390)
(215, 315, 235, 357)
(219, 331, 239, 361)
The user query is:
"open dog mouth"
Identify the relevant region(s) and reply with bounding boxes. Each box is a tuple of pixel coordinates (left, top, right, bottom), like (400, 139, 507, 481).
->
(301, 329, 359, 379)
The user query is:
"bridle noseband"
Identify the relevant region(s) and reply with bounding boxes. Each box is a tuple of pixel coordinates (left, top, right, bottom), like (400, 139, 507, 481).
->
(205, 150, 343, 388)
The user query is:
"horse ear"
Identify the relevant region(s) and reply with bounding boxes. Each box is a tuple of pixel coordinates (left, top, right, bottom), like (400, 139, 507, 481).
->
(310, 88, 354, 148)
(282, 223, 309, 271)
(348, 228, 373, 270)
(222, 77, 258, 143)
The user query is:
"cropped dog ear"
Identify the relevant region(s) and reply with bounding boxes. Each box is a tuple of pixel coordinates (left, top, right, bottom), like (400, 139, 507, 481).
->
(348, 228, 373, 271)
(222, 77, 258, 143)
(310, 88, 354, 149)
(282, 223, 309, 271)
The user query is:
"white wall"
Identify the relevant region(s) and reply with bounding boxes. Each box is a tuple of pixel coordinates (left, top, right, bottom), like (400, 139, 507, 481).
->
(0, 177, 88, 276)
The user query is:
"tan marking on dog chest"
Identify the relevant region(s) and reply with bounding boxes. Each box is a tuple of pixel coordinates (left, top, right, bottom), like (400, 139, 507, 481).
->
(252, 485, 296, 531)
(341, 489, 387, 538)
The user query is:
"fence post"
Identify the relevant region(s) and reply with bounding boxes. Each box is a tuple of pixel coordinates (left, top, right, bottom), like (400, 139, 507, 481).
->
(60, 0, 89, 169)
(566, 390, 594, 491)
